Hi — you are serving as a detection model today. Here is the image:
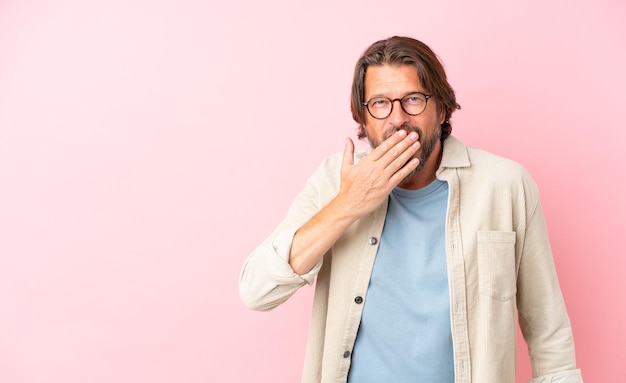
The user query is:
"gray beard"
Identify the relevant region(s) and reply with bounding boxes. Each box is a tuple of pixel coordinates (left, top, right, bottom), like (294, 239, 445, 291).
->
(368, 123, 441, 179)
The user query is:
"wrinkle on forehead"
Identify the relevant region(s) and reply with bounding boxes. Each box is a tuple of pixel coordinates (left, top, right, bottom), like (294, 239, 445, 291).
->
(364, 64, 425, 99)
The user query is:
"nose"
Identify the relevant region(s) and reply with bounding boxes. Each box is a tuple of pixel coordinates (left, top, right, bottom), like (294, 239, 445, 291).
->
(387, 99, 410, 126)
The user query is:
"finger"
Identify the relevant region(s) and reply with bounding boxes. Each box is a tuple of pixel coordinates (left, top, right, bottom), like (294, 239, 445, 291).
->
(368, 130, 408, 161)
(385, 138, 420, 173)
(389, 157, 420, 185)
(388, 131, 419, 160)
(376, 130, 420, 168)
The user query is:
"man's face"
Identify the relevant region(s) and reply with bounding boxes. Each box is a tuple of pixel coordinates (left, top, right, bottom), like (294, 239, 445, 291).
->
(363, 64, 445, 175)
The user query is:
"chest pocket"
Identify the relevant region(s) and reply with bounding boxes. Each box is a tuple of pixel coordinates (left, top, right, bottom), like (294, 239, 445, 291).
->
(477, 231, 517, 301)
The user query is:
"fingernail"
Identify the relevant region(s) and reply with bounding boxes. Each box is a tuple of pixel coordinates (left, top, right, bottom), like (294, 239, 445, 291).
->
(409, 132, 418, 140)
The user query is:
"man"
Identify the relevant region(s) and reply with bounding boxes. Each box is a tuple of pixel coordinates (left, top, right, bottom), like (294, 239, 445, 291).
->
(239, 36, 582, 383)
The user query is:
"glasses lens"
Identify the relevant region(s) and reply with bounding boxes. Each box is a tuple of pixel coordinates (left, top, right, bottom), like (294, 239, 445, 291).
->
(402, 93, 427, 115)
(367, 98, 392, 119)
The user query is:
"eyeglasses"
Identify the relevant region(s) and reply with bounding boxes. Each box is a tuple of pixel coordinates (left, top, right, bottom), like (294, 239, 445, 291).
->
(362, 92, 432, 120)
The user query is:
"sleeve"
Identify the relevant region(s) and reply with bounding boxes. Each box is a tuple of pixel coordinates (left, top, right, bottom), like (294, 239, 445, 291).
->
(238, 226, 323, 311)
(238, 157, 337, 311)
(516, 187, 583, 383)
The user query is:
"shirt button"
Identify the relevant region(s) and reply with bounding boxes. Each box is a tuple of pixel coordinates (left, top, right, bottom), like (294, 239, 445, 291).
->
(343, 351, 351, 358)
(354, 296, 363, 304)
(368, 237, 378, 245)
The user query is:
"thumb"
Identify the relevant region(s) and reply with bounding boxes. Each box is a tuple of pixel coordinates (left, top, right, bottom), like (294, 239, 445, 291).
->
(342, 138, 355, 168)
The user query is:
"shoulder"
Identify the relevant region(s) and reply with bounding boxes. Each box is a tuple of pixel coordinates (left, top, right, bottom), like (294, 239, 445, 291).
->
(315, 151, 344, 176)
(467, 146, 529, 178)
(445, 136, 539, 195)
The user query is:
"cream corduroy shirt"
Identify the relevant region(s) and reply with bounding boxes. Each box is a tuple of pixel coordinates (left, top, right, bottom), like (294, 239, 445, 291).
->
(239, 136, 583, 383)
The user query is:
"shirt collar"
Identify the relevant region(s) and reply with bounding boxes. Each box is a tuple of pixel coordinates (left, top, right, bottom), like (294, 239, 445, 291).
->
(437, 135, 470, 176)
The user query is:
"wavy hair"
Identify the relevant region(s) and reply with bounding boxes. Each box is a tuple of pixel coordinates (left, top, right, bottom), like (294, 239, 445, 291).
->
(351, 36, 461, 141)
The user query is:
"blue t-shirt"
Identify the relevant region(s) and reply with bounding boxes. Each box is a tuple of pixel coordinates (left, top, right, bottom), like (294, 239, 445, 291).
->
(348, 179, 454, 382)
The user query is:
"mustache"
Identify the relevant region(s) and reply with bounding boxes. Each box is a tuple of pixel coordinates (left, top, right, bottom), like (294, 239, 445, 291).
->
(382, 124, 422, 141)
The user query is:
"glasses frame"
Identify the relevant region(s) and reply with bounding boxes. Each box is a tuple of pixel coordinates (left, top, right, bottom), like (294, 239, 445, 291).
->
(362, 92, 432, 120)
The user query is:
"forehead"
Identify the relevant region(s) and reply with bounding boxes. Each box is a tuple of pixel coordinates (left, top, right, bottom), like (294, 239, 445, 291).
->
(364, 64, 422, 98)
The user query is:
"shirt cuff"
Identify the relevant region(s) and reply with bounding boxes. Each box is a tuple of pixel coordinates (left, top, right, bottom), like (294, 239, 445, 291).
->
(269, 227, 323, 285)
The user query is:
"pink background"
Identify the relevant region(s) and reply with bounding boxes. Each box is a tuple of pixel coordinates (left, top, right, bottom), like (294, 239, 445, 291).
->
(1, 0, 624, 382)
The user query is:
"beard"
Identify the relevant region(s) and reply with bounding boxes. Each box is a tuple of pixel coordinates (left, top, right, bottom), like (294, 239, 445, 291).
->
(367, 123, 441, 179)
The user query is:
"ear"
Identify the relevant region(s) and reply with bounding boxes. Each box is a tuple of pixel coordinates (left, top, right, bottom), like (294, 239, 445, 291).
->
(438, 103, 446, 124)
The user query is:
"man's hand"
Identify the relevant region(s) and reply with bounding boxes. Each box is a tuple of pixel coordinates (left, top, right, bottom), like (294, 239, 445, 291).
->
(288, 130, 419, 275)
(336, 129, 420, 219)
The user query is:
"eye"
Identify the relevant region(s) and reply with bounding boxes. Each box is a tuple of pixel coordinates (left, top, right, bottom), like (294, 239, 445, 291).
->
(404, 94, 425, 105)
(369, 98, 390, 109)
